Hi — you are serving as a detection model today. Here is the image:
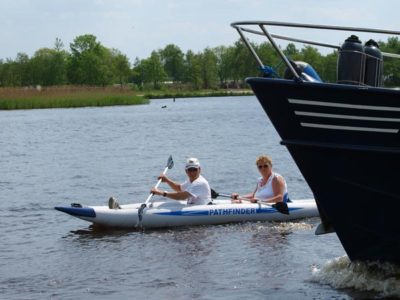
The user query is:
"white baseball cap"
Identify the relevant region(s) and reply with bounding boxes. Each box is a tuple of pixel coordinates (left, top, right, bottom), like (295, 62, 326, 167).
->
(185, 157, 200, 169)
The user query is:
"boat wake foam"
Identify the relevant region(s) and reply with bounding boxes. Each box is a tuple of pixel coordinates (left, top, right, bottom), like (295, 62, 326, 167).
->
(310, 256, 400, 298)
(218, 221, 314, 233)
(269, 221, 314, 232)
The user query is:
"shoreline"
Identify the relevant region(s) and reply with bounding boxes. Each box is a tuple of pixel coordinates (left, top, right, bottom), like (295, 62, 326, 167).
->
(145, 89, 253, 100)
(0, 86, 253, 110)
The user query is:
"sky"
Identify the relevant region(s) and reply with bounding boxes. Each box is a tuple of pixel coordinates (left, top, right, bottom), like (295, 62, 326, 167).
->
(0, 0, 399, 63)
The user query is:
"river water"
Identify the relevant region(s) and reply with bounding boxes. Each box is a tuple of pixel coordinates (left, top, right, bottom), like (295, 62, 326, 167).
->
(1, 96, 399, 299)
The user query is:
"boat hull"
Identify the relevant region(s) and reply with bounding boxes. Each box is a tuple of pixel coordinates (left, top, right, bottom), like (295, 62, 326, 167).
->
(55, 199, 318, 229)
(248, 77, 400, 263)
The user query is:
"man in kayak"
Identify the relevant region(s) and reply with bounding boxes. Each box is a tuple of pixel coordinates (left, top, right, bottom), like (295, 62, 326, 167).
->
(151, 157, 212, 205)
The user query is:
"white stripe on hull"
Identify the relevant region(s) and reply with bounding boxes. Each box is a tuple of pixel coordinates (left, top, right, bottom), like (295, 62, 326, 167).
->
(288, 98, 400, 112)
(300, 122, 399, 133)
(295, 111, 400, 122)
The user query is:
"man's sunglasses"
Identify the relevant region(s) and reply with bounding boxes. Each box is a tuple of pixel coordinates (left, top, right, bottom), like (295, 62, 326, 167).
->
(257, 164, 270, 169)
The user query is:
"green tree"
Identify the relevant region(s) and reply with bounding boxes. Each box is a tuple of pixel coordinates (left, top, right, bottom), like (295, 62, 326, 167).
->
(110, 49, 131, 86)
(200, 48, 218, 89)
(284, 43, 299, 58)
(257, 42, 281, 76)
(67, 34, 113, 85)
(319, 51, 337, 83)
(0, 59, 3, 86)
(31, 48, 57, 85)
(0, 53, 32, 86)
(137, 51, 166, 89)
(213, 46, 234, 87)
(159, 44, 185, 82)
(0, 59, 11, 86)
(380, 37, 400, 86)
(183, 50, 203, 89)
(52, 38, 69, 85)
(299, 46, 323, 73)
(15, 53, 31, 86)
(0, 59, 14, 86)
(131, 57, 144, 88)
(30, 41, 68, 86)
(230, 40, 258, 86)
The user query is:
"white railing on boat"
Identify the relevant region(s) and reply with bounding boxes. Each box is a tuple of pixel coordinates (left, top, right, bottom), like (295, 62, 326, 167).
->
(231, 21, 400, 82)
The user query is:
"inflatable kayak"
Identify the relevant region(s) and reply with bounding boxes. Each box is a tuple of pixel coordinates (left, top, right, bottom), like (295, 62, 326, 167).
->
(55, 198, 319, 229)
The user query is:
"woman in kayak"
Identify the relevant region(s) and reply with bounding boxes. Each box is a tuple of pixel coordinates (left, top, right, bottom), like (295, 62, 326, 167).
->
(231, 154, 289, 204)
(151, 157, 212, 205)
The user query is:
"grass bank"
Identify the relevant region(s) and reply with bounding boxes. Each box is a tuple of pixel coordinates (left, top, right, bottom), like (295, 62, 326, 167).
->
(0, 86, 148, 110)
(0, 86, 253, 110)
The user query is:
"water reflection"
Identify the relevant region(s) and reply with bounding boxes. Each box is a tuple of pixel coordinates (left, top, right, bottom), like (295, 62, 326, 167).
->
(169, 227, 212, 256)
(68, 227, 133, 239)
(250, 223, 291, 247)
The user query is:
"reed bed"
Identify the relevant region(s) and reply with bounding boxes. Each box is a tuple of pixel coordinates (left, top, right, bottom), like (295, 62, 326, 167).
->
(145, 89, 253, 99)
(0, 86, 253, 110)
(0, 86, 148, 110)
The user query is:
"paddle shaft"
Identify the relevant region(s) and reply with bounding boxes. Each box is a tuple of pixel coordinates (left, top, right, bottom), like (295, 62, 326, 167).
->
(214, 192, 257, 203)
(213, 191, 289, 214)
(138, 155, 174, 225)
(212, 193, 284, 208)
(144, 165, 169, 205)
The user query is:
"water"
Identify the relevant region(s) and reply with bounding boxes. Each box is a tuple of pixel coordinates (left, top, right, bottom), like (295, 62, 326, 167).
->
(1, 96, 399, 299)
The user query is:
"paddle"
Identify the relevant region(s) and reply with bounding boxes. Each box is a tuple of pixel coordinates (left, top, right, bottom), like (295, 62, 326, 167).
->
(211, 189, 289, 215)
(138, 155, 174, 223)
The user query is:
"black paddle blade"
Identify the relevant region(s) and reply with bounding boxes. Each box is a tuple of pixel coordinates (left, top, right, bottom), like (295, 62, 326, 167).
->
(272, 202, 289, 215)
(138, 203, 147, 222)
(211, 189, 219, 199)
(167, 155, 174, 169)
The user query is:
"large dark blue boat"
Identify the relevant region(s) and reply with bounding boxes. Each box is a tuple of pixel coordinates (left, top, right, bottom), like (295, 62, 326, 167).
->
(232, 21, 400, 264)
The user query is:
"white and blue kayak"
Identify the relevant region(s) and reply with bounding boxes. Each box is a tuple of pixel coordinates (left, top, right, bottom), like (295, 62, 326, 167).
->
(55, 198, 319, 229)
